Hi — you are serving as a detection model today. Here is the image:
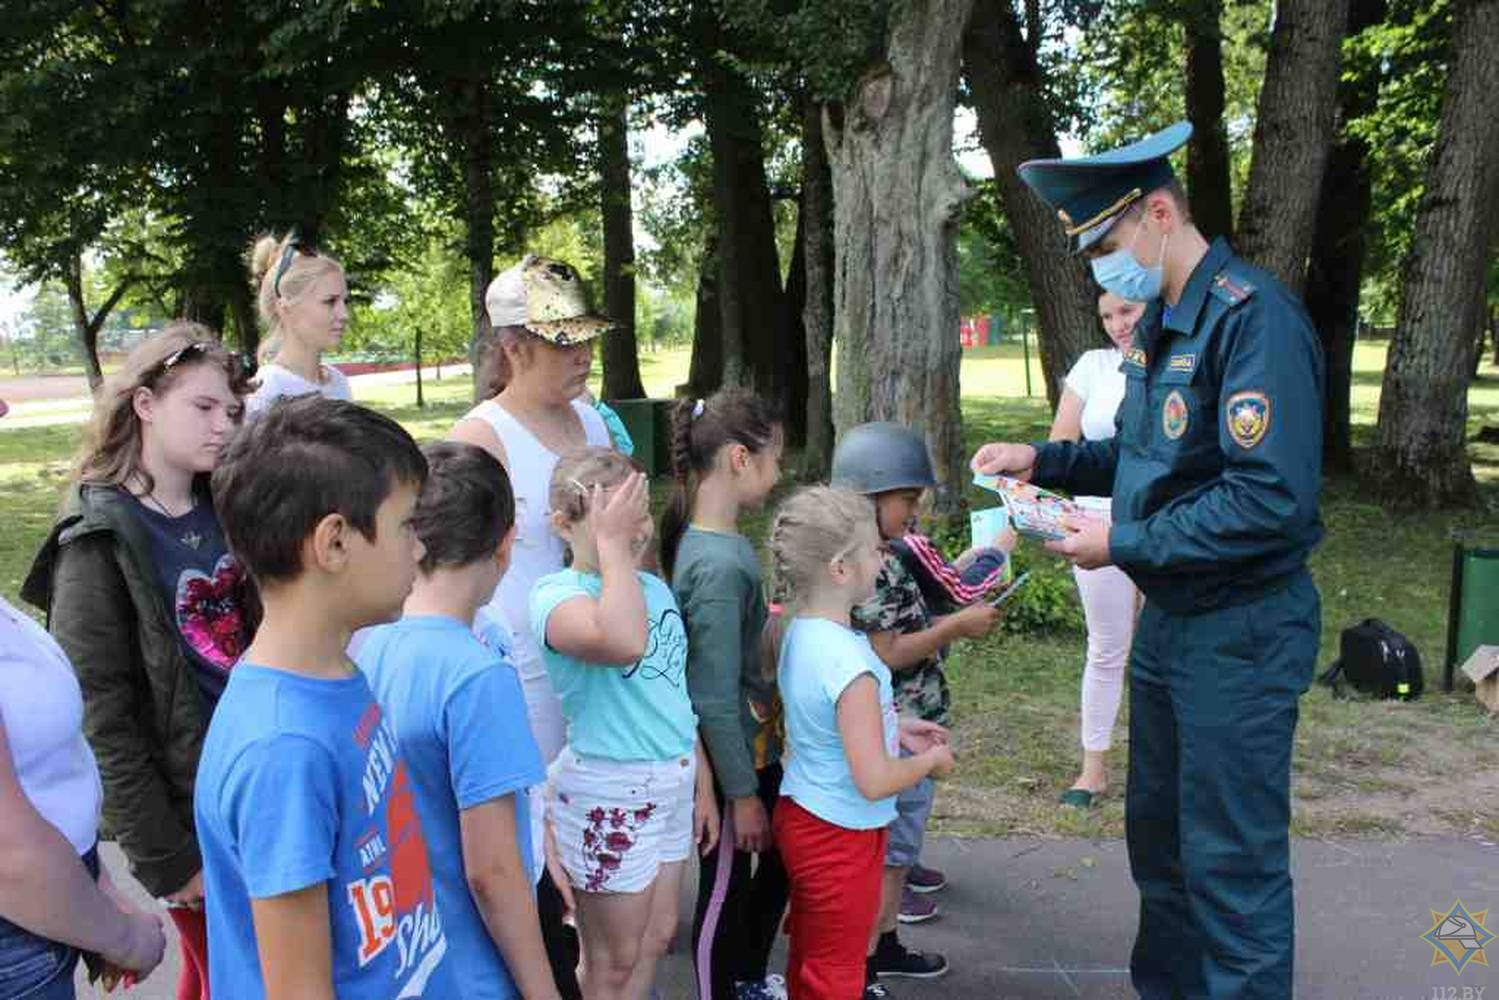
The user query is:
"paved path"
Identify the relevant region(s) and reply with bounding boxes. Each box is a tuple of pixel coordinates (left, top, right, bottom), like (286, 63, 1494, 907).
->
(86, 834, 1497, 998)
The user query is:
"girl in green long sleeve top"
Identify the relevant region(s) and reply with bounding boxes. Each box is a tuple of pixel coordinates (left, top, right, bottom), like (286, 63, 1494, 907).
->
(660, 390, 789, 1000)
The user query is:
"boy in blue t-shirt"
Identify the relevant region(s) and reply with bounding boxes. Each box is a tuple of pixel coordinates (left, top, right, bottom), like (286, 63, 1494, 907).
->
(196, 396, 451, 998)
(358, 442, 558, 1000)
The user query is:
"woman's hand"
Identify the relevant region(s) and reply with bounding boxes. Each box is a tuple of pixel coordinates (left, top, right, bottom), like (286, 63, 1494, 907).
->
(101, 907, 167, 978)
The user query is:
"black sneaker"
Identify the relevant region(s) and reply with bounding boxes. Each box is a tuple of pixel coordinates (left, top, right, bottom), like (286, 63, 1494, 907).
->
(873, 939, 949, 980)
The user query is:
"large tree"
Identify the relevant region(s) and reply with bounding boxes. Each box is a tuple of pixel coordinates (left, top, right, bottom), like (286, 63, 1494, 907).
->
(798, 96, 837, 475)
(827, 0, 974, 506)
(1235, 0, 1351, 292)
(1369, 0, 1499, 508)
(964, 0, 1099, 407)
(598, 96, 647, 400)
(1303, 0, 1388, 473)
(1181, 0, 1234, 240)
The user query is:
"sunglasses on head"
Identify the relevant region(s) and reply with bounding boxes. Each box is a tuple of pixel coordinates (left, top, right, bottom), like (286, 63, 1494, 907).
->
(150, 341, 240, 383)
(272, 239, 318, 297)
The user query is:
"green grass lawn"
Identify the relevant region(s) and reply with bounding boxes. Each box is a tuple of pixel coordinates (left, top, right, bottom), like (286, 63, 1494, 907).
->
(3, 341, 1496, 840)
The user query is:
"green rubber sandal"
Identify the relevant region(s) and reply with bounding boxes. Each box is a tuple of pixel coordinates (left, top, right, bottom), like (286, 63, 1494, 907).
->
(1058, 788, 1097, 808)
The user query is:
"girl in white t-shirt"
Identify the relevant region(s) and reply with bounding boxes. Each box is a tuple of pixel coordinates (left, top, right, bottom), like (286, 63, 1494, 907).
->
(1047, 290, 1145, 808)
(245, 233, 353, 415)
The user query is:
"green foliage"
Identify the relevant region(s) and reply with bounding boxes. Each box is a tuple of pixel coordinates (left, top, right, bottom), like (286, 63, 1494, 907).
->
(1346, 0, 1453, 323)
(959, 178, 1034, 320)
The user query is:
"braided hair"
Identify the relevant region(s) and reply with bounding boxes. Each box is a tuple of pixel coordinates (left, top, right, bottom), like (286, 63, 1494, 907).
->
(658, 388, 781, 581)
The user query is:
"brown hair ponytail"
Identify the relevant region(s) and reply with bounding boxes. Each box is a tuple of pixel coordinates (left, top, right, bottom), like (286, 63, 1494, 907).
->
(658, 388, 780, 581)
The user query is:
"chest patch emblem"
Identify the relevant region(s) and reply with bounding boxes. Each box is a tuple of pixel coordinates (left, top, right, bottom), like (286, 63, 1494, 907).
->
(1227, 391, 1270, 449)
(1162, 390, 1189, 440)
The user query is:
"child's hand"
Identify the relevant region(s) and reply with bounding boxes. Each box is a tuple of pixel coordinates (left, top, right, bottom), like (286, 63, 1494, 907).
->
(590, 472, 648, 557)
(732, 796, 772, 854)
(950, 602, 1001, 639)
(898, 717, 949, 754)
(924, 743, 956, 780)
(543, 821, 576, 920)
(695, 787, 721, 857)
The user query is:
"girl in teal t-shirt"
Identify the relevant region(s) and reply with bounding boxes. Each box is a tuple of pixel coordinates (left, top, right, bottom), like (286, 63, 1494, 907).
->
(531, 447, 718, 997)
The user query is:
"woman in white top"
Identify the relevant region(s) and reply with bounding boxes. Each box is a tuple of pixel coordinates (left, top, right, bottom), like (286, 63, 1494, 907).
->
(245, 233, 353, 415)
(1048, 290, 1145, 808)
(449, 255, 615, 1000)
(0, 594, 166, 998)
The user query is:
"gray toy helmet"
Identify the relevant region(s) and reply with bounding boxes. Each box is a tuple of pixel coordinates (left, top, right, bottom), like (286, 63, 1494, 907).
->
(831, 422, 938, 495)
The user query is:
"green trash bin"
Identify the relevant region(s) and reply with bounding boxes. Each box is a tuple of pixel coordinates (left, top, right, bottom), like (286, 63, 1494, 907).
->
(605, 398, 674, 476)
(1444, 541, 1499, 690)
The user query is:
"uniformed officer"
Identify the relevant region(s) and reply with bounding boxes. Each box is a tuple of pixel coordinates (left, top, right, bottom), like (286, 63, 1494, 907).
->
(972, 121, 1324, 1000)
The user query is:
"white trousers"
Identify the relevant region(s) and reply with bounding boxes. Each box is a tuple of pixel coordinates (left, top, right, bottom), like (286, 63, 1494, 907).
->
(1072, 562, 1138, 752)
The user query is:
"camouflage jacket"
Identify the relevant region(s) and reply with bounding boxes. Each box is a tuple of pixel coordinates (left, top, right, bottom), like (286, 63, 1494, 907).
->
(852, 551, 950, 725)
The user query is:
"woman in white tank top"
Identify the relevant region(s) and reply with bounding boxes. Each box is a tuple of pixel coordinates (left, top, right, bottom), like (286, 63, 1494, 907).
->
(449, 255, 617, 765)
(1047, 289, 1145, 808)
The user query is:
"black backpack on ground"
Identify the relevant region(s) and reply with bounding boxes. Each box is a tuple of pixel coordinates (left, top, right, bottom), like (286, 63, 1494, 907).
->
(1319, 619, 1423, 701)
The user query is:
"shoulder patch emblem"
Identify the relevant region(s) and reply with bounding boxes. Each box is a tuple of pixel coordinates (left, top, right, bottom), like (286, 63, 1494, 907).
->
(1124, 347, 1148, 369)
(1162, 389, 1189, 440)
(1211, 272, 1256, 306)
(1226, 391, 1270, 449)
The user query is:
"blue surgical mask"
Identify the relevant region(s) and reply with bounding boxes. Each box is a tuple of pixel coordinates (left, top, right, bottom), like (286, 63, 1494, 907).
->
(1090, 221, 1168, 303)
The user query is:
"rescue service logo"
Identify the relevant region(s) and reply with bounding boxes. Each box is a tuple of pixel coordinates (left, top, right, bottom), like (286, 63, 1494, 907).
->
(1162, 390, 1189, 440)
(1422, 900, 1492, 974)
(1226, 390, 1270, 450)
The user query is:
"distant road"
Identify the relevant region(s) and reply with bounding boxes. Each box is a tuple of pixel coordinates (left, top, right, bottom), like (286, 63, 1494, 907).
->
(0, 363, 472, 428)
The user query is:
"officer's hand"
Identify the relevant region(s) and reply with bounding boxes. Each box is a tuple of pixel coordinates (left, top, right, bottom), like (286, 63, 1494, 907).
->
(1045, 514, 1113, 570)
(971, 443, 1036, 479)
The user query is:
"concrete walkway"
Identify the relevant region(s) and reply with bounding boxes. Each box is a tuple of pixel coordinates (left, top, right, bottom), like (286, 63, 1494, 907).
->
(87, 835, 1498, 998)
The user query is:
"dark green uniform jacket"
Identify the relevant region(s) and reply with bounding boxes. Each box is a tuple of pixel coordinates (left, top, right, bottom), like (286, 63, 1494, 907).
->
(1033, 238, 1324, 610)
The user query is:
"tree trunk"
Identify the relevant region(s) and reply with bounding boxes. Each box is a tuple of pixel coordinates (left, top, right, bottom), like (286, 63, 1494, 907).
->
(441, 73, 496, 401)
(1182, 0, 1234, 241)
(800, 98, 836, 476)
(415, 324, 425, 409)
(827, 0, 974, 509)
(1304, 0, 1387, 474)
(1492, 305, 1498, 367)
(599, 97, 646, 400)
(685, 237, 724, 398)
(1235, 0, 1350, 293)
(1369, 0, 1499, 509)
(700, 31, 788, 397)
(964, 0, 1099, 407)
(62, 255, 128, 391)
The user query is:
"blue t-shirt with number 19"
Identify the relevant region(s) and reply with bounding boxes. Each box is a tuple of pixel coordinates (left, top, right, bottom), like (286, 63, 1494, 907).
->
(358, 615, 545, 1000)
(194, 664, 451, 999)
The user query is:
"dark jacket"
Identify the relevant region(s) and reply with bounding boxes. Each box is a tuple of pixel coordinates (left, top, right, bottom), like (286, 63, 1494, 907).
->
(22, 482, 255, 897)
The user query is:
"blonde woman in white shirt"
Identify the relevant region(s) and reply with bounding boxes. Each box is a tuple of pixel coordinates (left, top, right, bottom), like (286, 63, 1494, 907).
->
(245, 233, 354, 415)
(1048, 290, 1145, 808)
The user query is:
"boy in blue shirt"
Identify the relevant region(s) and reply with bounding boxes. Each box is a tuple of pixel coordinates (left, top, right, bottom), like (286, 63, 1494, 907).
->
(358, 442, 557, 999)
(197, 396, 451, 998)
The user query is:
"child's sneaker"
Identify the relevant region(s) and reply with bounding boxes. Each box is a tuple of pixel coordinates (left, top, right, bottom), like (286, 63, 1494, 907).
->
(863, 981, 894, 998)
(897, 886, 940, 923)
(874, 934, 949, 979)
(905, 863, 947, 894)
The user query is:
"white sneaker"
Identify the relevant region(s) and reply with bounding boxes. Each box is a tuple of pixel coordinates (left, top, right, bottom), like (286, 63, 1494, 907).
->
(764, 974, 788, 1000)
